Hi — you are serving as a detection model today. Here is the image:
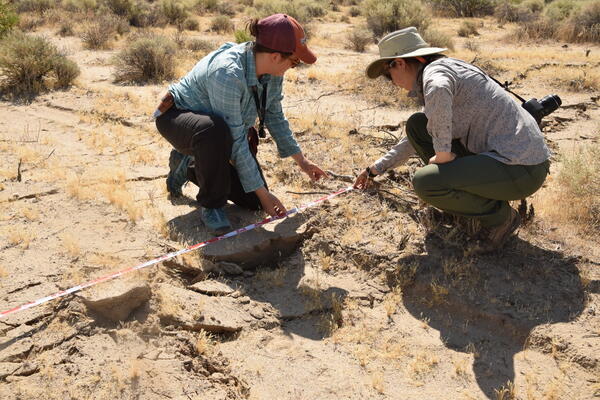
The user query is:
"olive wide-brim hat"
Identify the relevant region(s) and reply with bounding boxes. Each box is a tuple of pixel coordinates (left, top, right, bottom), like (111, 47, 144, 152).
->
(366, 27, 447, 79)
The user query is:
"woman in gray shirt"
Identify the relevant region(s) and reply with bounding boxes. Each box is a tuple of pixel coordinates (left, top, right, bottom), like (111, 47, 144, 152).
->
(354, 27, 551, 251)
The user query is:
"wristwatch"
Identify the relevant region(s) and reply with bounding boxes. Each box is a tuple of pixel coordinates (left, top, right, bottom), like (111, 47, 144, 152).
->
(365, 166, 377, 178)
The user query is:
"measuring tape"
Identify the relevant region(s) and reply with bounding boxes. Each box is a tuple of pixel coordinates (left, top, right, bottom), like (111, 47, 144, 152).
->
(0, 186, 354, 319)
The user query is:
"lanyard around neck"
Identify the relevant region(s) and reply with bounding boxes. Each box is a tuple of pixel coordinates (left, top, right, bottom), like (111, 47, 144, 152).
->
(250, 84, 267, 138)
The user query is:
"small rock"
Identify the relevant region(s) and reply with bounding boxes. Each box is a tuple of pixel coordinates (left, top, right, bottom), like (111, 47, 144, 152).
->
(219, 262, 243, 275)
(0, 362, 21, 379)
(188, 280, 236, 296)
(249, 307, 264, 320)
(79, 280, 151, 322)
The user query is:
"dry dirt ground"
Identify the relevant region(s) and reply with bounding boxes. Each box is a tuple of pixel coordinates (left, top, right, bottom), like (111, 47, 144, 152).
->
(1, 14, 600, 400)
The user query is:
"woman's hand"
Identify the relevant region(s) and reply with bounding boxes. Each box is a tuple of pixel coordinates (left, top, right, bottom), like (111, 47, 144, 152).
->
(429, 151, 456, 164)
(293, 154, 328, 181)
(255, 187, 287, 217)
(353, 165, 378, 190)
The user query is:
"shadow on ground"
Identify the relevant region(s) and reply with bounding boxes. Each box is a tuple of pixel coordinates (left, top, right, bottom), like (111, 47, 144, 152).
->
(387, 234, 589, 399)
(167, 204, 348, 341)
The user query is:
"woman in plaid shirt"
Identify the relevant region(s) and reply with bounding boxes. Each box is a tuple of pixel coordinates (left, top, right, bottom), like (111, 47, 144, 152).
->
(155, 14, 327, 233)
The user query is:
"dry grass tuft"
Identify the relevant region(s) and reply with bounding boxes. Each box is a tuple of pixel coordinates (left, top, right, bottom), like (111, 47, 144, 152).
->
(61, 233, 81, 258)
(6, 225, 34, 248)
(537, 143, 600, 234)
(196, 329, 215, 355)
(20, 206, 40, 221)
(256, 267, 286, 287)
(494, 380, 516, 400)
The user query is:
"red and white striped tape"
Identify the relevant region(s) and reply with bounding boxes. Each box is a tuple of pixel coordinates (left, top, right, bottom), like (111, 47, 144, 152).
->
(0, 186, 353, 319)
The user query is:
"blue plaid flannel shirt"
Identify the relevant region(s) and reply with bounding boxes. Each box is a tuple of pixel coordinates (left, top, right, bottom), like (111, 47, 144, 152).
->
(167, 42, 301, 193)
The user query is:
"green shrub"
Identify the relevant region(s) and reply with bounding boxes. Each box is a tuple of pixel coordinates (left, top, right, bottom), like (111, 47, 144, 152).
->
(428, 0, 495, 17)
(544, 0, 580, 22)
(0, 2, 18, 39)
(113, 34, 177, 83)
(210, 15, 233, 32)
(80, 16, 117, 49)
(495, 1, 535, 23)
(186, 38, 216, 52)
(559, 1, 600, 43)
(183, 17, 200, 31)
(363, 0, 430, 37)
(422, 28, 455, 50)
(345, 26, 372, 52)
(234, 29, 252, 43)
(457, 20, 479, 37)
(52, 56, 80, 88)
(161, 0, 189, 26)
(0, 32, 79, 97)
(129, 3, 165, 28)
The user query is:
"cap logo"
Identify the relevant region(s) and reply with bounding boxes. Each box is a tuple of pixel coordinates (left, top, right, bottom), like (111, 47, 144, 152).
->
(300, 37, 306, 45)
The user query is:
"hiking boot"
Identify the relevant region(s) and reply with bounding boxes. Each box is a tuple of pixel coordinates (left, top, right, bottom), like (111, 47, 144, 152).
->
(480, 207, 521, 251)
(166, 149, 191, 197)
(201, 207, 232, 234)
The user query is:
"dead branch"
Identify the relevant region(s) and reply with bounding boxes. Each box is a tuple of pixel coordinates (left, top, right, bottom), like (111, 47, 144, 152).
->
(325, 170, 354, 183)
(3, 188, 59, 203)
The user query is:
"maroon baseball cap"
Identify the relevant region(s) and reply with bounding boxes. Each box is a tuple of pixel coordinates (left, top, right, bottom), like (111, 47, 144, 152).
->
(256, 14, 317, 64)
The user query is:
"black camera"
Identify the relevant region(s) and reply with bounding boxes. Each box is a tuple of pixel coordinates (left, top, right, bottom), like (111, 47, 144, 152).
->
(522, 94, 562, 125)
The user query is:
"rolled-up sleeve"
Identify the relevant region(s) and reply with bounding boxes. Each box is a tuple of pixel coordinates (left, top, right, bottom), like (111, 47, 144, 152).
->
(374, 137, 416, 173)
(423, 68, 456, 153)
(265, 90, 301, 158)
(207, 68, 264, 193)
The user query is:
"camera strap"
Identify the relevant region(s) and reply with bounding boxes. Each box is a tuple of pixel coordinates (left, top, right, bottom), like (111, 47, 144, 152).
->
(251, 83, 268, 138)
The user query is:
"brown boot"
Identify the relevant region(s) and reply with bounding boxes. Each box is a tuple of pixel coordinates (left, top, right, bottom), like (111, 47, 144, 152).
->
(481, 207, 521, 251)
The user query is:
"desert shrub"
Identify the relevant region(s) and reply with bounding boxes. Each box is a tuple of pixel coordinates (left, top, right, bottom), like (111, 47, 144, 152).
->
(80, 16, 117, 49)
(103, 0, 134, 16)
(423, 28, 455, 50)
(62, 0, 98, 12)
(129, 3, 165, 28)
(15, 0, 53, 13)
(363, 0, 430, 37)
(250, 0, 326, 23)
(210, 15, 233, 32)
(161, 0, 189, 26)
(463, 38, 480, 51)
(18, 15, 44, 31)
(543, 143, 600, 233)
(507, 16, 556, 41)
(558, 1, 600, 43)
(194, 0, 219, 12)
(345, 26, 372, 52)
(495, 1, 535, 23)
(213, 0, 237, 16)
(457, 20, 479, 36)
(428, 0, 495, 17)
(349, 6, 361, 16)
(544, 0, 580, 22)
(57, 21, 75, 37)
(113, 34, 177, 83)
(183, 17, 200, 31)
(0, 1, 18, 38)
(187, 38, 216, 52)
(51, 56, 80, 88)
(0, 32, 80, 97)
(522, 0, 544, 13)
(234, 29, 252, 43)
(340, 14, 350, 22)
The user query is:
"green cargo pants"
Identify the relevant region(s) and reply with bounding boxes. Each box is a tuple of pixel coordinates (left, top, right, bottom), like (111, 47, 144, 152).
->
(407, 113, 550, 228)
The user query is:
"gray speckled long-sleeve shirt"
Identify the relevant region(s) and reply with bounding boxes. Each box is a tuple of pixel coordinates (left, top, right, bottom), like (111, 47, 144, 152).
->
(373, 57, 551, 173)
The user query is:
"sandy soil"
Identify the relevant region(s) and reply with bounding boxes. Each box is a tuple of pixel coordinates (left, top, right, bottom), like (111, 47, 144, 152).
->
(1, 13, 599, 400)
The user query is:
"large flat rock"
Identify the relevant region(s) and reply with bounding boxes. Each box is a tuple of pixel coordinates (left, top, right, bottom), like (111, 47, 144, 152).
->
(201, 213, 310, 268)
(79, 280, 151, 322)
(157, 283, 249, 333)
(188, 280, 237, 296)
